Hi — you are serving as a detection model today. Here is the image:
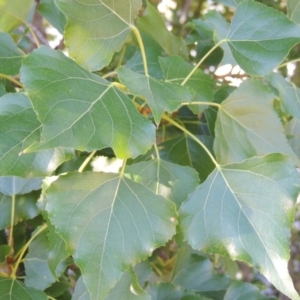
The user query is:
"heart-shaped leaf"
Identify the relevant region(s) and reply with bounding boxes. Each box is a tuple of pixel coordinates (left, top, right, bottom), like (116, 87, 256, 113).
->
(20, 46, 155, 158)
(46, 171, 177, 299)
(179, 154, 300, 300)
(0, 93, 74, 177)
(213, 79, 299, 165)
(118, 66, 192, 124)
(55, 0, 142, 71)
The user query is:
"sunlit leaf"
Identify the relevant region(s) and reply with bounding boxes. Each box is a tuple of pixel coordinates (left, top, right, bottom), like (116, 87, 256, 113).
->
(286, 118, 300, 160)
(21, 46, 155, 158)
(118, 66, 192, 124)
(179, 154, 300, 300)
(55, 0, 142, 71)
(0, 0, 34, 32)
(214, 79, 299, 165)
(0, 32, 24, 75)
(125, 159, 199, 207)
(0, 93, 74, 177)
(46, 171, 177, 299)
(224, 1, 300, 76)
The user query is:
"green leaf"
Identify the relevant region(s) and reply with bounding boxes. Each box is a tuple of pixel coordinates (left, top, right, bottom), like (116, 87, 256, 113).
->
(171, 246, 231, 298)
(0, 0, 34, 32)
(72, 277, 90, 300)
(179, 154, 300, 300)
(213, 0, 244, 7)
(0, 278, 47, 300)
(213, 79, 299, 165)
(225, 1, 300, 76)
(0, 177, 42, 196)
(223, 281, 268, 300)
(0, 93, 74, 177)
(118, 66, 192, 124)
(45, 172, 177, 300)
(125, 159, 199, 207)
(158, 56, 215, 113)
(146, 283, 186, 300)
(24, 228, 57, 290)
(0, 191, 39, 230)
(267, 72, 300, 119)
(286, 118, 300, 159)
(37, 0, 66, 34)
(137, 3, 188, 59)
(159, 135, 215, 182)
(0, 245, 11, 263)
(287, 0, 300, 25)
(21, 46, 155, 158)
(55, 0, 142, 71)
(0, 32, 24, 75)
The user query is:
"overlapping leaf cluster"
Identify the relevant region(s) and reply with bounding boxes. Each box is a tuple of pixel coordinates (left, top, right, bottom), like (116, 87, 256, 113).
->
(1, 0, 300, 299)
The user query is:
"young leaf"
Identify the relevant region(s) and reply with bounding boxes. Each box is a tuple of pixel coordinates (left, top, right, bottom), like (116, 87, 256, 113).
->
(118, 66, 192, 124)
(24, 229, 57, 290)
(179, 154, 300, 300)
(125, 159, 199, 207)
(21, 46, 155, 159)
(287, 0, 300, 25)
(0, 32, 24, 76)
(45, 172, 177, 300)
(0, 93, 74, 177)
(137, 3, 188, 59)
(55, 0, 142, 71)
(214, 79, 299, 165)
(267, 72, 300, 119)
(0, 0, 34, 32)
(0, 278, 47, 300)
(225, 1, 300, 76)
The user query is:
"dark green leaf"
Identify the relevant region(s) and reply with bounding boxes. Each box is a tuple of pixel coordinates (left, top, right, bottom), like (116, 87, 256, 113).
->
(44, 277, 71, 298)
(24, 228, 57, 290)
(146, 283, 185, 300)
(137, 3, 188, 59)
(159, 135, 215, 182)
(214, 79, 299, 165)
(21, 46, 155, 158)
(38, 0, 66, 34)
(267, 72, 300, 119)
(125, 159, 199, 207)
(0, 245, 11, 263)
(46, 172, 177, 300)
(118, 66, 192, 124)
(179, 154, 300, 300)
(159, 56, 215, 113)
(0, 0, 34, 32)
(0, 32, 24, 75)
(0, 191, 39, 230)
(287, 0, 300, 25)
(0, 93, 74, 177)
(0, 278, 47, 299)
(225, 1, 300, 76)
(55, 0, 142, 71)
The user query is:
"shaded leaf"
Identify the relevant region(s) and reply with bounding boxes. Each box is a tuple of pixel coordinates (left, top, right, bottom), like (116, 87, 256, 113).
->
(137, 3, 188, 59)
(286, 118, 300, 160)
(267, 72, 300, 119)
(0, 0, 34, 32)
(21, 46, 155, 159)
(46, 172, 177, 300)
(37, 0, 66, 34)
(159, 56, 215, 113)
(118, 66, 192, 124)
(213, 79, 299, 165)
(0, 191, 39, 230)
(0, 245, 11, 262)
(125, 159, 199, 207)
(287, 0, 300, 25)
(225, 1, 300, 76)
(55, 0, 142, 71)
(0, 32, 24, 75)
(0, 177, 42, 196)
(223, 281, 268, 300)
(179, 154, 300, 300)
(171, 246, 231, 299)
(24, 228, 57, 290)
(0, 278, 47, 299)
(159, 135, 215, 182)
